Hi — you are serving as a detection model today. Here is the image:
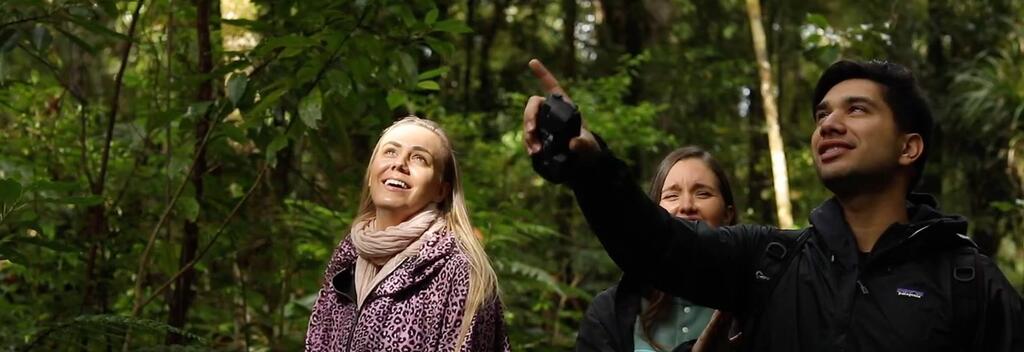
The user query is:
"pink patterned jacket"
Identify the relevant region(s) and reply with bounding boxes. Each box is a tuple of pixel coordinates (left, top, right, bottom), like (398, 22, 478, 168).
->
(305, 227, 510, 351)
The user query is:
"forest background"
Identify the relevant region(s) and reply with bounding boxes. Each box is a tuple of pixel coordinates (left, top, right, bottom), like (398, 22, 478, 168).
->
(1, 0, 1023, 350)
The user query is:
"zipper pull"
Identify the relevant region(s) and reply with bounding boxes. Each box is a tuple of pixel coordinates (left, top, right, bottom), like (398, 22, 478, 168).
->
(857, 280, 870, 294)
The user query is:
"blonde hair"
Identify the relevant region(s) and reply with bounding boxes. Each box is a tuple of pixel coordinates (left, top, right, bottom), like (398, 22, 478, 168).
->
(353, 116, 499, 348)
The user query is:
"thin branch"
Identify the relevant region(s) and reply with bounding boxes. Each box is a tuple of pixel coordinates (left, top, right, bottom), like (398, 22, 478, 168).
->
(289, 168, 346, 221)
(246, 48, 281, 78)
(108, 121, 151, 211)
(129, 111, 221, 317)
(14, 43, 88, 104)
(108, 154, 143, 212)
(0, 14, 50, 30)
(136, 163, 269, 311)
(95, 0, 146, 195)
(304, 3, 375, 97)
(79, 106, 95, 188)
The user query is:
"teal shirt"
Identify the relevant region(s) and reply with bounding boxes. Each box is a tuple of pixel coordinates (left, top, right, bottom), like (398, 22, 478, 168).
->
(632, 296, 714, 352)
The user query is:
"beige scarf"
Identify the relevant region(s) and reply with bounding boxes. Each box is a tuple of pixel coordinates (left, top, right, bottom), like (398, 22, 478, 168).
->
(350, 206, 443, 307)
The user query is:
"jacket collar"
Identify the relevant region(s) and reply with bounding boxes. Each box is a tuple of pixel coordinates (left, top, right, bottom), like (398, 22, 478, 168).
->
(328, 226, 458, 304)
(809, 193, 972, 269)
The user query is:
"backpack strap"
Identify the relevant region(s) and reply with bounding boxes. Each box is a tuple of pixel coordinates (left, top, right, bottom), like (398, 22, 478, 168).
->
(753, 228, 812, 291)
(951, 246, 986, 351)
(741, 228, 813, 338)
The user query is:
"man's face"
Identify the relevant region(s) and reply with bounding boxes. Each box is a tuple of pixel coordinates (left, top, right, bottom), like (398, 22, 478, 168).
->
(811, 79, 914, 193)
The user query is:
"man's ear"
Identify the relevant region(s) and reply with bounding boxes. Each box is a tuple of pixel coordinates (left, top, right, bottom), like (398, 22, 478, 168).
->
(899, 133, 924, 167)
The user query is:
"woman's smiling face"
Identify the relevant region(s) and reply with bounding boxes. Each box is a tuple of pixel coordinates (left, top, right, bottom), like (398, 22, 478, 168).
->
(368, 124, 449, 225)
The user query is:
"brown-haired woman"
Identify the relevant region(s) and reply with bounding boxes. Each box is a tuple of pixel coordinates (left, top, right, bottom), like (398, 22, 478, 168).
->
(576, 146, 737, 352)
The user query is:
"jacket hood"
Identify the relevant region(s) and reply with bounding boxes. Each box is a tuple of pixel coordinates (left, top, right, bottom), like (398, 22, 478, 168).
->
(809, 193, 973, 268)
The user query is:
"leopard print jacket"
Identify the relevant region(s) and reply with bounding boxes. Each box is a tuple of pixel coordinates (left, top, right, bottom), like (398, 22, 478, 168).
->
(305, 227, 510, 351)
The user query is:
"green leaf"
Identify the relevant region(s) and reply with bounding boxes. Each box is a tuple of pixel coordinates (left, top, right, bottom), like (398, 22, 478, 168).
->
(295, 62, 320, 84)
(280, 46, 305, 59)
(386, 90, 407, 109)
(246, 86, 288, 115)
(226, 73, 248, 105)
(424, 37, 455, 57)
(806, 13, 829, 29)
(349, 56, 372, 82)
(0, 178, 22, 203)
(396, 5, 417, 27)
(185, 102, 213, 118)
(52, 26, 97, 53)
(416, 81, 440, 91)
(0, 246, 28, 264)
(417, 67, 449, 80)
(425, 9, 439, 25)
(398, 52, 417, 84)
(257, 35, 319, 56)
(299, 88, 323, 130)
(433, 20, 473, 34)
(38, 315, 207, 344)
(177, 196, 199, 222)
(27, 180, 77, 193)
(326, 69, 352, 97)
(61, 12, 130, 41)
(51, 196, 103, 206)
(265, 135, 289, 163)
(97, 0, 119, 17)
(221, 124, 248, 143)
(221, 18, 272, 33)
(145, 109, 183, 132)
(14, 236, 79, 253)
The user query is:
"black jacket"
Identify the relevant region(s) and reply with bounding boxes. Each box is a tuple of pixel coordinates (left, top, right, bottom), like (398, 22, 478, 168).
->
(576, 275, 699, 352)
(566, 149, 1024, 352)
(576, 275, 643, 352)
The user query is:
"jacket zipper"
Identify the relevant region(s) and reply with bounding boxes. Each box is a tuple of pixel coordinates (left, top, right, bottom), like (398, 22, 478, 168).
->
(839, 223, 934, 348)
(856, 280, 869, 294)
(343, 256, 411, 350)
(345, 305, 363, 351)
(906, 223, 935, 240)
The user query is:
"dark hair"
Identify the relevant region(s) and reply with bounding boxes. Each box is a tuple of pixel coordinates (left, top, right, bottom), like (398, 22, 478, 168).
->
(812, 59, 933, 190)
(639, 146, 737, 351)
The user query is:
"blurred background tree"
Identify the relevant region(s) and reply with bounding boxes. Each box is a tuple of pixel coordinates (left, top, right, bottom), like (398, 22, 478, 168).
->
(0, 0, 1021, 350)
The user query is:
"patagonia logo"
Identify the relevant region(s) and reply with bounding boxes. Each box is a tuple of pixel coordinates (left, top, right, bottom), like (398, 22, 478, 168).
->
(896, 288, 925, 299)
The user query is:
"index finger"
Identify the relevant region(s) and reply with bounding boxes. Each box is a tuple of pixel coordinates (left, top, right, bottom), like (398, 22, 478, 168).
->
(529, 59, 569, 99)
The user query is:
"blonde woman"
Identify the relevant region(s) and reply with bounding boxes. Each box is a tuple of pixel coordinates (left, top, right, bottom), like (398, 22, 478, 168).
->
(305, 116, 509, 351)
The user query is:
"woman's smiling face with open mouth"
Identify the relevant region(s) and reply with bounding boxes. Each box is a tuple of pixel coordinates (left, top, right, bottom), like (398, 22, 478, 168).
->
(368, 123, 449, 225)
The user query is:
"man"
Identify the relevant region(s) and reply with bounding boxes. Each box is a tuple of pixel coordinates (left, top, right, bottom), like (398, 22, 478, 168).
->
(523, 59, 1023, 351)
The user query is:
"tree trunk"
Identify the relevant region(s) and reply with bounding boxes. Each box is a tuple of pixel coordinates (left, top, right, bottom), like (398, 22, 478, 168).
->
(462, 0, 476, 118)
(476, 0, 510, 115)
(167, 0, 213, 344)
(921, 0, 947, 197)
(745, 0, 794, 228)
(81, 0, 146, 321)
(746, 85, 773, 224)
(561, 0, 577, 78)
(623, 0, 645, 105)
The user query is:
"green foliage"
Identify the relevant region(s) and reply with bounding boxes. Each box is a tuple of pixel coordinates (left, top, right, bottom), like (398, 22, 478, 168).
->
(19, 314, 206, 351)
(0, 0, 1022, 350)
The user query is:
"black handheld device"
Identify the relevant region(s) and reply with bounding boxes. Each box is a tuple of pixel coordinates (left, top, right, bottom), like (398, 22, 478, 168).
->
(531, 93, 582, 183)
